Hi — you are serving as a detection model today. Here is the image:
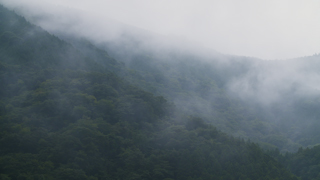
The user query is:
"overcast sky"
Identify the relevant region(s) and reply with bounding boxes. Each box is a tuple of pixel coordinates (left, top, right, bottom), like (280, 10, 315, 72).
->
(2, 0, 320, 60)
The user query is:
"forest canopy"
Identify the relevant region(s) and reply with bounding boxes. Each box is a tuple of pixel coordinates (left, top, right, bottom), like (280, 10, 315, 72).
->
(0, 4, 319, 180)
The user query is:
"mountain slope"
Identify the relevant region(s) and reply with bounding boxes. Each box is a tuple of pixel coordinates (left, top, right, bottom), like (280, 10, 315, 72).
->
(0, 4, 299, 180)
(4, 0, 320, 153)
(92, 30, 320, 152)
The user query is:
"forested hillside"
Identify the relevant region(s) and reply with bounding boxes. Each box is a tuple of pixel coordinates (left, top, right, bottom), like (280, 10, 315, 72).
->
(269, 145, 320, 180)
(0, 4, 302, 180)
(12, 0, 320, 153)
(93, 38, 298, 152)
(91, 30, 320, 153)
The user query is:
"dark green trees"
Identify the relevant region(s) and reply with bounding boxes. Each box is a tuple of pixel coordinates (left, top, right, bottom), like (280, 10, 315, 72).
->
(0, 4, 299, 180)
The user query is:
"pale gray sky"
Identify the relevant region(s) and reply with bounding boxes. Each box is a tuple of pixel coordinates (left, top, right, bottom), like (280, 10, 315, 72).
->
(2, 0, 320, 60)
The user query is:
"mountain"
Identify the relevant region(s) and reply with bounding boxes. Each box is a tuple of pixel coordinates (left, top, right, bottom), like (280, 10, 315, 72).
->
(92, 30, 320, 153)
(4, 0, 314, 152)
(0, 4, 301, 180)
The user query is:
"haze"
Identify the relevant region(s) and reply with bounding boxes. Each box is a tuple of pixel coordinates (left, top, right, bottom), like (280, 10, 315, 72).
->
(1, 0, 320, 60)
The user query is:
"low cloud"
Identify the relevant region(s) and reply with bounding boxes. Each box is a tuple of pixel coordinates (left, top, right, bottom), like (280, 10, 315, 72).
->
(1, 0, 320, 60)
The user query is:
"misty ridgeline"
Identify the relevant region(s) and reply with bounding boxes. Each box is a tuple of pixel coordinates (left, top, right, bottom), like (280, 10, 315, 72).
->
(1, 3, 320, 180)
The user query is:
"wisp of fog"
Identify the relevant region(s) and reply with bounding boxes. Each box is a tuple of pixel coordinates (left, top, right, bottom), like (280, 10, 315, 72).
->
(1, 0, 320, 60)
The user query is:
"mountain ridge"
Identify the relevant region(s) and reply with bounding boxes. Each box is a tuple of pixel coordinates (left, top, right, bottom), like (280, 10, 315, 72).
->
(0, 4, 303, 180)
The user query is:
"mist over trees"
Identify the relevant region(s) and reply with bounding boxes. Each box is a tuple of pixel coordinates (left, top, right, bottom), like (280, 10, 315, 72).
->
(1, 3, 320, 180)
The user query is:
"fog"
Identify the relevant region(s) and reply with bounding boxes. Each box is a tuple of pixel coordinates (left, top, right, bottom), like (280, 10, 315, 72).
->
(2, 0, 320, 115)
(2, 0, 320, 151)
(227, 57, 320, 106)
(1, 0, 320, 60)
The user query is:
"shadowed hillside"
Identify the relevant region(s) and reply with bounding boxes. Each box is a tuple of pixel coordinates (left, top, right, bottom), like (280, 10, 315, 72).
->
(0, 4, 302, 180)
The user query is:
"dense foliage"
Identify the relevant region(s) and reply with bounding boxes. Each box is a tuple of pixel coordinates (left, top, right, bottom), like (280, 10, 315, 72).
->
(95, 31, 320, 153)
(0, 4, 302, 180)
(98, 39, 297, 151)
(268, 145, 320, 180)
